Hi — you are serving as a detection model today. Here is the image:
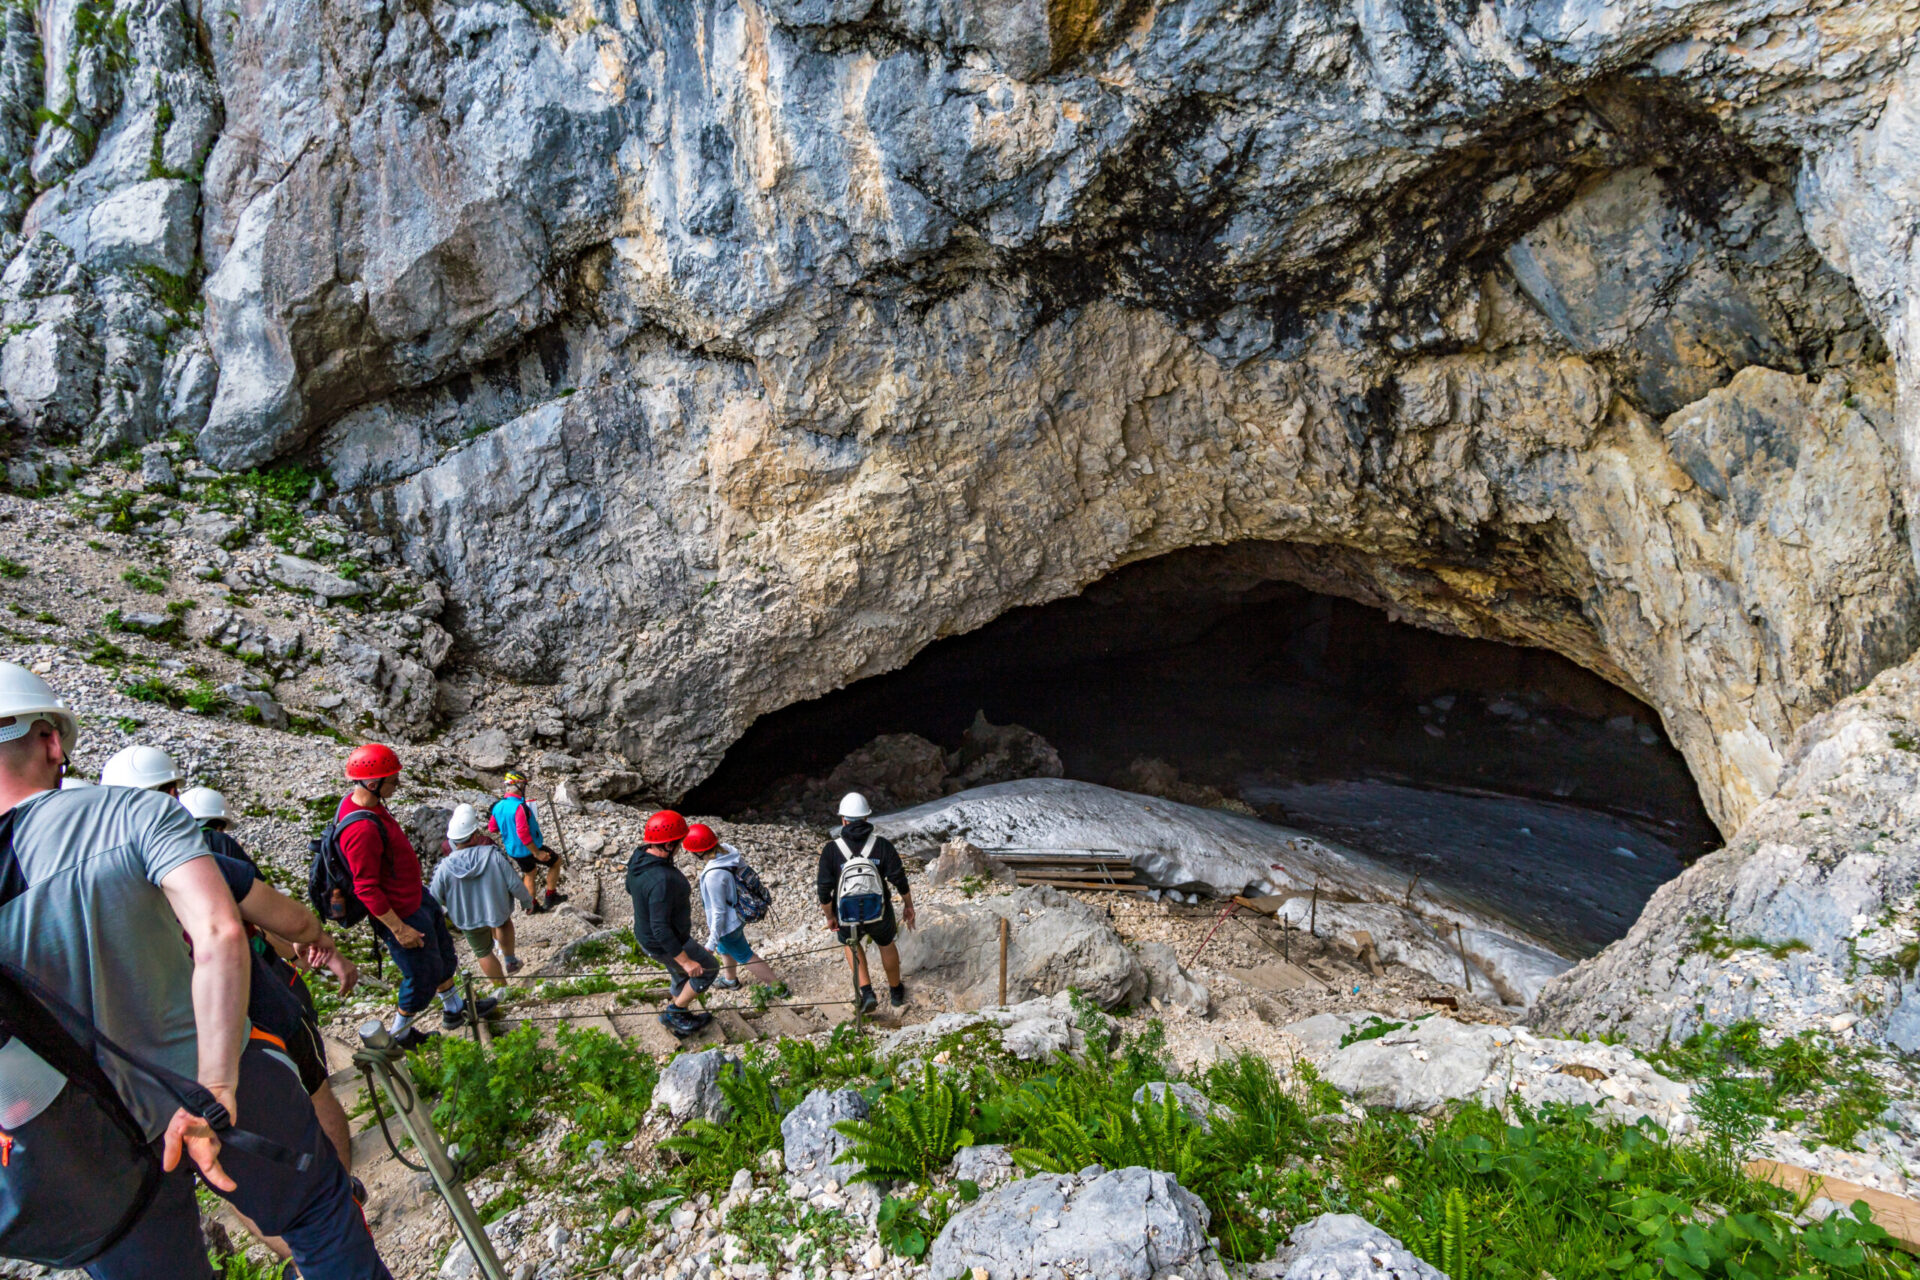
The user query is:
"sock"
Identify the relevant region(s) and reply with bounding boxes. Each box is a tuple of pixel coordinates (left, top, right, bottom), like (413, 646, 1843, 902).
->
(860, 984, 874, 997)
(441, 990, 465, 1014)
(502, 953, 516, 964)
(389, 1011, 415, 1035)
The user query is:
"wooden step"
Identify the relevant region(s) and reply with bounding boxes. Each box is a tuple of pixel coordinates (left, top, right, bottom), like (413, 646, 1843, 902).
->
(714, 1009, 759, 1043)
(1747, 1160, 1920, 1253)
(607, 1010, 680, 1058)
(753, 1005, 817, 1040)
(1015, 876, 1153, 892)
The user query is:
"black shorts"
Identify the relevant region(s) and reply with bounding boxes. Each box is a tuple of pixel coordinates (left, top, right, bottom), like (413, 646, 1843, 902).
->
(510, 849, 560, 874)
(837, 900, 897, 947)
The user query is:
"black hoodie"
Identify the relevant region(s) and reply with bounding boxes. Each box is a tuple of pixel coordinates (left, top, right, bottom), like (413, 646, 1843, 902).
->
(626, 848, 693, 957)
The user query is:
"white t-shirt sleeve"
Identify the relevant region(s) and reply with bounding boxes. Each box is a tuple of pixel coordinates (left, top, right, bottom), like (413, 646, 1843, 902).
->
(138, 791, 218, 886)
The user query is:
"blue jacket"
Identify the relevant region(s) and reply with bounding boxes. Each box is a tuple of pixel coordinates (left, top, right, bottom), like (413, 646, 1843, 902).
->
(491, 795, 544, 863)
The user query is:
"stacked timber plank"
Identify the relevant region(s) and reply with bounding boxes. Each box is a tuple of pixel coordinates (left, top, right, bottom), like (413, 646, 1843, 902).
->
(982, 847, 1151, 893)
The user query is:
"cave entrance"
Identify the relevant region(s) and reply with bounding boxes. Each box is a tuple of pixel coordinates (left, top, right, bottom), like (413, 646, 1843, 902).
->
(687, 543, 1719, 956)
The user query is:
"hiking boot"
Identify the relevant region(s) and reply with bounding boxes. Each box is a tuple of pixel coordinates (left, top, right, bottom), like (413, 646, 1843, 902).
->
(856, 987, 878, 1014)
(659, 1008, 713, 1039)
(472, 995, 500, 1020)
(712, 974, 741, 990)
(889, 983, 907, 1008)
(544, 890, 569, 908)
(393, 1025, 437, 1050)
(502, 954, 523, 974)
(441, 1004, 468, 1029)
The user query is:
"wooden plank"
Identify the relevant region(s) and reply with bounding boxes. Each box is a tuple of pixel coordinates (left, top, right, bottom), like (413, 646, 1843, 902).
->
(1747, 1160, 1920, 1253)
(607, 1009, 680, 1058)
(715, 1010, 759, 1043)
(1229, 961, 1326, 992)
(756, 1005, 817, 1039)
(1015, 877, 1154, 892)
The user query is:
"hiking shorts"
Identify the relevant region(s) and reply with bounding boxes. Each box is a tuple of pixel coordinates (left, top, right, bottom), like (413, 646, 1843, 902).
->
(461, 924, 500, 955)
(712, 927, 756, 964)
(837, 899, 897, 948)
(645, 940, 718, 1002)
(510, 848, 561, 875)
(84, 1039, 390, 1280)
(371, 892, 458, 1015)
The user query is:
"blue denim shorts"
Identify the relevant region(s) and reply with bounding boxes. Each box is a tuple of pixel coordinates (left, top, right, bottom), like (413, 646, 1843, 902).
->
(712, 927, 756, 964)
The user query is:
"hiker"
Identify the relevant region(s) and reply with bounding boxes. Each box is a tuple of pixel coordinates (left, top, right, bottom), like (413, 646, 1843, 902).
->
(131, 778, 362, 1185)
(689, 823, 784, 994)
(0, 662, 392, 1279)
(336, 743, 494, 1048)
(431, 802, 534, 983)
(491, 769, 566, 910)
(99, 742, 184, 795)
(817, 792, 915, 1013)
(625, 809, 715, 1038)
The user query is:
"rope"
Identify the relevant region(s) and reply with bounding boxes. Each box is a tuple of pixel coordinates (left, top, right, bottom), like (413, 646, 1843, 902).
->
(358, 1063, 429, 1173)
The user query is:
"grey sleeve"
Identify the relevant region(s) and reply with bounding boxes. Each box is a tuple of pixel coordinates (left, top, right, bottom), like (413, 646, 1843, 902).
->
(139, 792, 221, 886)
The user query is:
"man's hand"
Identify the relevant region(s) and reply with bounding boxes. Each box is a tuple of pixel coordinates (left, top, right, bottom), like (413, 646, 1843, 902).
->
(677, 952, 706, 978)
(901, 899, 917, 931)
(301, 935, 359, 997)
(163, 1101, 235, 1192)
(391, 921, 424, 948)
(821, 906, 840, 933)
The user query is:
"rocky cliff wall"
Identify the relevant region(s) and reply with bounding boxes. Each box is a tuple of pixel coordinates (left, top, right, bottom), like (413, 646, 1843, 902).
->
(4, 0, 1920, 828)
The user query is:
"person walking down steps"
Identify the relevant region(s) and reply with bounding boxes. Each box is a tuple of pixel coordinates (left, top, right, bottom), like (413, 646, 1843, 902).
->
(492, 769, 566, 910)
(431, 803, 535, 984)
(689, 823, 785, 995)
(817, 792, 915, 1014)
(332, 744, 494, 1048)
(625, 810, 716, 1039)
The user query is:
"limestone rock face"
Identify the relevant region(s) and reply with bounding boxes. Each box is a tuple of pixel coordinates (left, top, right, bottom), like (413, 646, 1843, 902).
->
(1538, 652, 1920, 1053)
(4, 0, 1919, 846)
(894, 884, 1147, 1010)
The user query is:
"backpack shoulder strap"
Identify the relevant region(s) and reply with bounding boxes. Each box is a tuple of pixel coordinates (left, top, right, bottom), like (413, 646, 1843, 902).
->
(0, 806, 25, 910)
(858, 834, 878, 860)
(334, 808, 389, 864)
(834, 836, 855, 860)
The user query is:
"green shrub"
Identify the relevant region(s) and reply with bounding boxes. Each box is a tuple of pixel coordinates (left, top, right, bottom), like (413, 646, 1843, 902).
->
(834, 1062, 974, 1184)
(0, 556, 27, 578)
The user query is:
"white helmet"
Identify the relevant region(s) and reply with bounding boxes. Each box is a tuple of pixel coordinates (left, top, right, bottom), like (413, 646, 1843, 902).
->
(59, 775, 94, 789)
(0, 663, 78, 755)
(447, 803, 482, 842)
(100, 744, 183, 791)
(837, 791, 872, 820)
(181, 786, 227, 822)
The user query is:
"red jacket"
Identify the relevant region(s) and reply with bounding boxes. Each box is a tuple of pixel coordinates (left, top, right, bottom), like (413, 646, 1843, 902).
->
(335, 793, 423, 919)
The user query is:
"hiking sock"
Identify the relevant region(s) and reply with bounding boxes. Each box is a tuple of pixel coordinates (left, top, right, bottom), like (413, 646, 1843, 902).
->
(889, 983, 906, 1007)
(441, 989, 465, 1014)
(389, 1010, 416, 1036)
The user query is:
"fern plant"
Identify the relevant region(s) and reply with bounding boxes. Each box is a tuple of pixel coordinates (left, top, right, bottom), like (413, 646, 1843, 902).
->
(660, 1058, 786, 1191)
(1012, 1084, 1211, 1187)
(833, 1063, 974, 1184)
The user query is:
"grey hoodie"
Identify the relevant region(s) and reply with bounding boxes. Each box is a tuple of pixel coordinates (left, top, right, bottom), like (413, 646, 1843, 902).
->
(699, 845, 750, 944)
(430, 838, 535, 931)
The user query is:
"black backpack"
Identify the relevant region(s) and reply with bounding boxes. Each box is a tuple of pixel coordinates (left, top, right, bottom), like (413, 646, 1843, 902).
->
(703, 859, 772, 924)
(0, 807, 310, 1267)
(307, 808, 387, 929)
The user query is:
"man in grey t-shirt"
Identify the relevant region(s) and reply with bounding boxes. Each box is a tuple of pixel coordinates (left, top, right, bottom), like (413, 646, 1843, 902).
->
(0, 664, 390, 1280)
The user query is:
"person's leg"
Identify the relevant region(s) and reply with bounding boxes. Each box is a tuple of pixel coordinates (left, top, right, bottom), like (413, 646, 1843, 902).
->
(312, 1081, 354, 1173)
(84, 1161, 214, 1280)
(496, 919, 516, 963)
(745, 957, 781, 984)
(219, 1041, 391, 1280)
(544, 854, 563, 895)
(843, 943, 872, 989)
(372, 917, 431, 1031)
(463, 925, 505, 982)
(878, 943, 903, 987)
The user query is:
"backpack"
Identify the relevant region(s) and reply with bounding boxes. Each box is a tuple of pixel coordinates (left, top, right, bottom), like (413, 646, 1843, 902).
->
(704, 857, 772, 924)
(307, 808, 387, 930)
(0, 808, 309, 1267)
(834, 835, 886, 927)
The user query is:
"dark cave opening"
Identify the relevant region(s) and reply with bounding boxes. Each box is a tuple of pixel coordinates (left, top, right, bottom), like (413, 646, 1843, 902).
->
(687, 544, 1719, 953)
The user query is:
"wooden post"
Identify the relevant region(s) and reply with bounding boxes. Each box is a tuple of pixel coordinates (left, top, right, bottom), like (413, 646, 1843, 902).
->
(1454, 923, 1473, 993)
(998, 917, 1009, 1007)
(1403, 874, 1421, 908)
(463, 974, 489, 1046)
(1309, 881, 1320, 939)
(1282, 914, 1290, 962)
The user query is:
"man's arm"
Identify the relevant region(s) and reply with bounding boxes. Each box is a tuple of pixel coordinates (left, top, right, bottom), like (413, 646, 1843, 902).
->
(158, 853, 248, 1189)
(880, 842, 916, 929)
(343, 818, 421, 946)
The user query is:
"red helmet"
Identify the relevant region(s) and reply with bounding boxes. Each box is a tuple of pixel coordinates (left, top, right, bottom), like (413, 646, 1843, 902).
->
(683, 823, 719, 855)
(643, 810, 689, 845)
(345, 743, 401, 781)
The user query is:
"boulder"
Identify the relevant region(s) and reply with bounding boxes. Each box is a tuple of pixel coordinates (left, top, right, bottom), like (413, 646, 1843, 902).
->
(1281, 1011, 1389, 1063)
(928, 1166, 1227, 1280)
(925, 839, 1017, 888)
(270, 554, 365, 600)
(1298, 1015, 1693, 1130)
(83, 180, 197, 276)
(1268, 1213, 1447, 1280)
(895, 886, 1146, 1009)
(463, 729, 512, 773)
(825, 733, 948, 809)
(649, 1049, 740, 1128)
(139, 447, 175, 492)
(1135, 941, 1210, 1017)
(780, 1089, 868, 1189)
(181, 511, 243, 548)
(952, 711, 1064, 789)
(881, 992, 1109, 1062)
(2, 318, 99, 437)
(1132, 1082, 1227, 1132)
(949, 1143, 1016, 1190)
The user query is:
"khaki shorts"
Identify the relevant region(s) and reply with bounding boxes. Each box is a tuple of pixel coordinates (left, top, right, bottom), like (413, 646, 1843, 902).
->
(462, 925, 499, 955)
